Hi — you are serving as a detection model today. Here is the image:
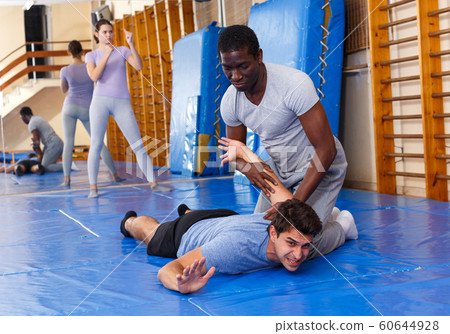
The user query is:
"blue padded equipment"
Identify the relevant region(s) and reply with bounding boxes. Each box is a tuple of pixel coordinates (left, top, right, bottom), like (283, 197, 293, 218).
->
(169, 22, 230, 176)
(0, 151, 34, 164)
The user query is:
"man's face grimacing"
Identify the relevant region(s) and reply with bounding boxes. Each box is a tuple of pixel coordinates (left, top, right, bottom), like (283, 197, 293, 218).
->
(269, 225, 313, 272)
(220, 47, 262, 92)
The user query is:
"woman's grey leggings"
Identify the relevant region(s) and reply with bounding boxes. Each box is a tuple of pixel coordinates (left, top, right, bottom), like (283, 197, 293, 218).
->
(88, 96, 155, 185)
(62, 103, 117, 177)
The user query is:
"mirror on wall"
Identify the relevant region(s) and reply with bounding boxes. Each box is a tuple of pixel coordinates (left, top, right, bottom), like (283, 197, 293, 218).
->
(0, 1, 94, 195)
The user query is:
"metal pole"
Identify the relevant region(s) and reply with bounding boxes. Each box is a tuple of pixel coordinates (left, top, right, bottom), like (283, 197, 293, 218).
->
(218, 0, 226, 27)
(31, 42, 37, 83)
(192, 0, 198, 32)
(1, 116, 6, 175)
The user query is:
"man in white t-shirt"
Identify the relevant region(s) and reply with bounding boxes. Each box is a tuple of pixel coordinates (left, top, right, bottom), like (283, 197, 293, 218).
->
(218, 25, 348, 225)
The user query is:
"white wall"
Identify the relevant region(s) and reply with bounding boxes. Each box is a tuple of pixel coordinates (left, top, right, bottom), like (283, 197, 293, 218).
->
(110, 0, 154, 18)
(0, 6, 27, 95)
(50, 2, 92, 64)
(340, 50, 377, 192)
(0, 6, 25, 61)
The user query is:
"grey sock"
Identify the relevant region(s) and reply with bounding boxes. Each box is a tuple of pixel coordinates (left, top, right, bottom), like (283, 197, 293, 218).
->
(88, 189, 98, 198)
(151, 184, 172, 192)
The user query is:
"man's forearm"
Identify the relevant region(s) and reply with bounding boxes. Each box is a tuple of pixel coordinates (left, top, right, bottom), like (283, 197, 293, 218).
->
(235, 151, 292, 204)
(234, 157, 249, 172)
(293, 147, 336, 202)
(34, 147, 43, 162)
(157, 261, 184, 292)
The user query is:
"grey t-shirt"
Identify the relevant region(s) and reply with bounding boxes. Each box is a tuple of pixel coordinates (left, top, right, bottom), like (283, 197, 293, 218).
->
(177, 213, 277, 274)
(28, 116, 59, 147)
(220, 63, 320, 179)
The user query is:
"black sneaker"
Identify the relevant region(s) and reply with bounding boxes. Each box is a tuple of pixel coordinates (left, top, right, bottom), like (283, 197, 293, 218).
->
(120, 211, 137, 238)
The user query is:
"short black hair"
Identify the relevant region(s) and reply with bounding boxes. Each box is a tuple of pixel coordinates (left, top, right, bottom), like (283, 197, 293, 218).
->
(268, 199, 322, 237)
(14, 165, 25, 176)
(19, 106, 33, 117)
(217, 25, 260, 57)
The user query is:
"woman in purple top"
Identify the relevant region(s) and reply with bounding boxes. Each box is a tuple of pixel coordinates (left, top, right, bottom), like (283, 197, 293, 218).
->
(85, 19, 170, 198)
(60, 40, 123, 187)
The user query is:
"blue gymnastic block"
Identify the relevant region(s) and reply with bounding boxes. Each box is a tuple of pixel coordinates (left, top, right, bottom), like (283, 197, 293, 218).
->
(170, 22, 231, 176)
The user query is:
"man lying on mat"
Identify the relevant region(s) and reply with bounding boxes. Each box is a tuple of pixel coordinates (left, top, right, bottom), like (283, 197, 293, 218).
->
(0, 153, 45, 176)
(119, 138, 357, 294)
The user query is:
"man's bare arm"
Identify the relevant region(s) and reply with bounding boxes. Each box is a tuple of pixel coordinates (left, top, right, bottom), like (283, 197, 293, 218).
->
(31, 129, 43, 161)
(293, 101, 336, 203)
(157, 247, 215, 294)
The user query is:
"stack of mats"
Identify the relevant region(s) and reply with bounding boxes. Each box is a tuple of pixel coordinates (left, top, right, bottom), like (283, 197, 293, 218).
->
(169, 22, 230, 176)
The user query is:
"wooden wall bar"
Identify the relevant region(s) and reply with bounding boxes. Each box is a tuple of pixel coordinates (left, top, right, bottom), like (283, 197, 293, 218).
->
(367, 0, 449, 201)
(416, 0, 448, 200)
(135, 9, 154, 144)
(367, 0, 397, 195)
(180, 0, 195, 37)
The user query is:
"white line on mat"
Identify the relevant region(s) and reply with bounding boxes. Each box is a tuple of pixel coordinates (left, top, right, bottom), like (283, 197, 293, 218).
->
(59, 209, 100, 238)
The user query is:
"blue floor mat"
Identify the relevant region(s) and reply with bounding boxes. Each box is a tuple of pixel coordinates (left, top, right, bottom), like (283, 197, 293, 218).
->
(0, 162, 448, 316)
